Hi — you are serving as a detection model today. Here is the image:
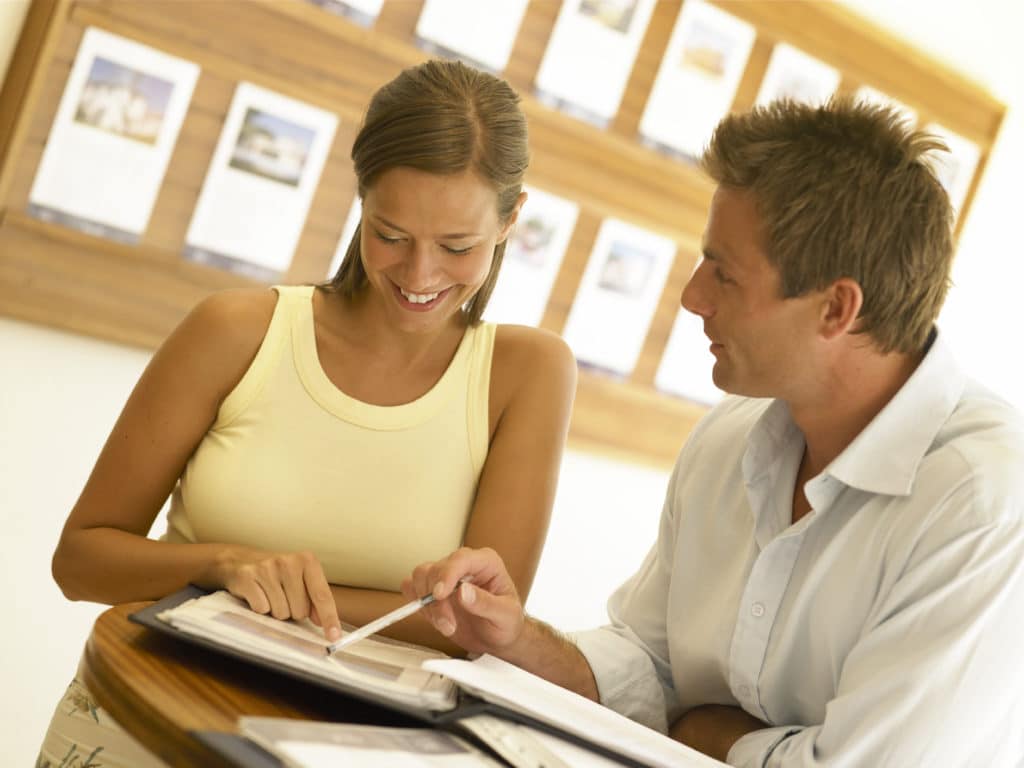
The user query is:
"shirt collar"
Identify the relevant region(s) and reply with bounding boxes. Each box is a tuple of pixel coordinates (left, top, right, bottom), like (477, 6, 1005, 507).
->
(825, 328, 965, 496)
(742, 397, 801, 492)
(744, 328, 965, 499)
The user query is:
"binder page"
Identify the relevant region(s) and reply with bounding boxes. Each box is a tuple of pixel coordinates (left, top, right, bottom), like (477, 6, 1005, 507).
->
(424, 655, 727, 768)
(158, 590, 456, 711)
(239, 717, 503, 767)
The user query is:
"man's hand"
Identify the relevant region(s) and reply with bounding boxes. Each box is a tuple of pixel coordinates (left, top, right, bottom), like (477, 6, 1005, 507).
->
(670, 704, 767, 762)
(405, 547, 603, 700)
(403, 547, 526, 656)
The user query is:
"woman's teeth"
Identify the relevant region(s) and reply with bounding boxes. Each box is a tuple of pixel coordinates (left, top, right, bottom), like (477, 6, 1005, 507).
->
(401, 288, 441, 304)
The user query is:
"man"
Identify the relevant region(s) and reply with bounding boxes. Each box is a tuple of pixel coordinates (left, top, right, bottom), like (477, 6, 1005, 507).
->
(403, 98, 1024, 766)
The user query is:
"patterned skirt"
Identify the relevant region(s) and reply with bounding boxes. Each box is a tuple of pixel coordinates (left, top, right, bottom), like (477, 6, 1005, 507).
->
(36, 662, 170, 768)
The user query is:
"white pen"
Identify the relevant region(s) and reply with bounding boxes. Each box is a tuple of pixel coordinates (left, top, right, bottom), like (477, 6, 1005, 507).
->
(326, 580, 470, 654)
(325, 594, 436, 654)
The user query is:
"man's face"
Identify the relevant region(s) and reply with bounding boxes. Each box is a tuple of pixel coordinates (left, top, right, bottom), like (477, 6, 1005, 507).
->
(681, 186, 825, 400)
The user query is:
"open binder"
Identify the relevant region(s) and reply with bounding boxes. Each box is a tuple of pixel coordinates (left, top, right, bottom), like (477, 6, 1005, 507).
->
(130, 587, 725, 768)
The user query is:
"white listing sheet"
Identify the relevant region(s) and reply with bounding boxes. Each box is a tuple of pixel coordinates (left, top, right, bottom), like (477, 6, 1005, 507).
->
(925, 123, 981, 220)
(326, 196, 363, 279)
(484, 185, 578, 327)
(534, 0, 657, 127)
(305, 0, 383, 27)
(561, 218, 675, 376)
(415, 0, 529, 73)
(184, 83, 338, 282)
(755, 43, 839, 107)
(639, 0, 755, 160)
(655, 308, 723, 406)
(28, 27, 198, 243)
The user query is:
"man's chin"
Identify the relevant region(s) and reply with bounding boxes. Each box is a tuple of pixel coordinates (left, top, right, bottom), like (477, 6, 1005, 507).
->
(710, 367, 730, 393)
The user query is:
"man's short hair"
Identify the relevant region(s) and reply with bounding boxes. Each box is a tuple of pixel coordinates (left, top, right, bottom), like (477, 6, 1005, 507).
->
(702, 97, 954, 354)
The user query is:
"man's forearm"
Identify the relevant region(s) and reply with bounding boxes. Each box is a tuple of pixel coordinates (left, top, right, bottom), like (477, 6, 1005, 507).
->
(499, 616, 600, 701)
(671, 704, 767, 762)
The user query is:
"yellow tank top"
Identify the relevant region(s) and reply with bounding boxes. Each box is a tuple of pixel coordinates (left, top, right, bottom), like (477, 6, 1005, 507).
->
(165, 285, 494, 591)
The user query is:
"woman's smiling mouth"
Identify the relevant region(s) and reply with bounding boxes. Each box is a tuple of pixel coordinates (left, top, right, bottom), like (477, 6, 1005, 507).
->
(393, 282, 451, 310)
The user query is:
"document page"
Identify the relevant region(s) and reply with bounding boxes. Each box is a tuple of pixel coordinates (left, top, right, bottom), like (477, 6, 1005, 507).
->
(158, 590, 456, 711)
(239, 717, 503, 768)
(458, 713, 631, 767)
(423, 655, 727, 768)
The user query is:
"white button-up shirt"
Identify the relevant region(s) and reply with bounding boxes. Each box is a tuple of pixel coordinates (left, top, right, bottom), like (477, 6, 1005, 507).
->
(574, 332, 1024, 767)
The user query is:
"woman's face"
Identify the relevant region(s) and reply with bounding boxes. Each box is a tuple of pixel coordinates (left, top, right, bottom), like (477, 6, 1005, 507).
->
(359, 166, 520, 333)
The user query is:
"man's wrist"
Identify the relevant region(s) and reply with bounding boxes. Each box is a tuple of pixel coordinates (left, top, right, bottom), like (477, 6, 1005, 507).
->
(499, 617, 600, 701)
(494, 614, 541, 667)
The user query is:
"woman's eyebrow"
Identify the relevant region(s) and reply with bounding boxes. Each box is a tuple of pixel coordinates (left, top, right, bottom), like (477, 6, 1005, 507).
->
(371, 214, 480, 239)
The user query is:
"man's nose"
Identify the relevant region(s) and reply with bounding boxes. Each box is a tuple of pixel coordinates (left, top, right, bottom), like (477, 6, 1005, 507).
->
(681, 259, 713, 319)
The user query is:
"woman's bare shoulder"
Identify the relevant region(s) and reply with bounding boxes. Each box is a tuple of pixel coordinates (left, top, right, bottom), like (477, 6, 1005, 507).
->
(185, 287, 279, 343)
(162, 287, 281, 399)
(491, 323, 577, 396)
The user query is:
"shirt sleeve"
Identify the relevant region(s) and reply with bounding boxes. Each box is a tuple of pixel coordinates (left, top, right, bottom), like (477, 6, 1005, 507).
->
(728, 502, 1024, 768)
(572, 458, 689, 734)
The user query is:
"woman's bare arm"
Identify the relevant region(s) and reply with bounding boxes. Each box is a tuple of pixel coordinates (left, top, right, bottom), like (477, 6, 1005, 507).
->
(51, 289, 341, 638)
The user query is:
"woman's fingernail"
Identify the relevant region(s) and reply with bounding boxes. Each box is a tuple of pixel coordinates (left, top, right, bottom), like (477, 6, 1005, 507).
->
(437, 618, 455, 636)
(327, 627, 341, 642)
(460, 582, 475, 604)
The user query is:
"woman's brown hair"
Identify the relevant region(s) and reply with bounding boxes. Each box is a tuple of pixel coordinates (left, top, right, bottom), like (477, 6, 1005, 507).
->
(325, 59, 529, 324)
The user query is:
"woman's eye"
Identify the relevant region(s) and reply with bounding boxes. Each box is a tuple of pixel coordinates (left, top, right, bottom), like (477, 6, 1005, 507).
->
(374, 230, 402, 244)
(443, 244, 474, 255)
(713, 266, 733, 285)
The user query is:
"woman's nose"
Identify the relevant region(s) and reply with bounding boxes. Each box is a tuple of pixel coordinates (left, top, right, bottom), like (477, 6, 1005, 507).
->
(403, 242, 438, 289)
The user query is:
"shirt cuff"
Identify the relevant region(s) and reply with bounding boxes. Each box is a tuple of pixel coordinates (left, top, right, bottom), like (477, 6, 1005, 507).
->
(727, 725, 802, 767)
(572, 626, 669, 733)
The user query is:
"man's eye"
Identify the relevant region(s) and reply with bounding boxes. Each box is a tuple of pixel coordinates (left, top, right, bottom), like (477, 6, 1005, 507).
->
(713, 266, 733, 285)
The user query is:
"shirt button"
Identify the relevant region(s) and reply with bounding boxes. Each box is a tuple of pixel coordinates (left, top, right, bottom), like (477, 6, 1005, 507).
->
(751, 602, 765, 618)
(737, 684, 751, 697)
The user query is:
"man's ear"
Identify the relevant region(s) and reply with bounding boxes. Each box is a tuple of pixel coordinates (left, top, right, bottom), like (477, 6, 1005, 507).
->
(497, 191, 529, 244)
(820, 277, 863, 340)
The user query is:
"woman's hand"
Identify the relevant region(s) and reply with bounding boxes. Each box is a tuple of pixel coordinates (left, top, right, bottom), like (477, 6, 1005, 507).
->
(209, 547, 342, 643)
(403, 547, 525, 656)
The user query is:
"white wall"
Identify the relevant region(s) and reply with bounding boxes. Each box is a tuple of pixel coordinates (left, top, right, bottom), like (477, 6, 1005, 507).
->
(3, 1, 1023, 764)
(1, 317, 153, 763)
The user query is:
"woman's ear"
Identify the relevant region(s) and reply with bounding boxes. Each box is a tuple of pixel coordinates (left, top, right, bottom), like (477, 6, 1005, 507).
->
(820, 277, 863, 340)
(497, 191, 529, 244)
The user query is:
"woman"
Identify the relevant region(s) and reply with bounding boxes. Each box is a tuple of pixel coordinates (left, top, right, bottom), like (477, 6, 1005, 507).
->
(38, 58, 577, 767)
